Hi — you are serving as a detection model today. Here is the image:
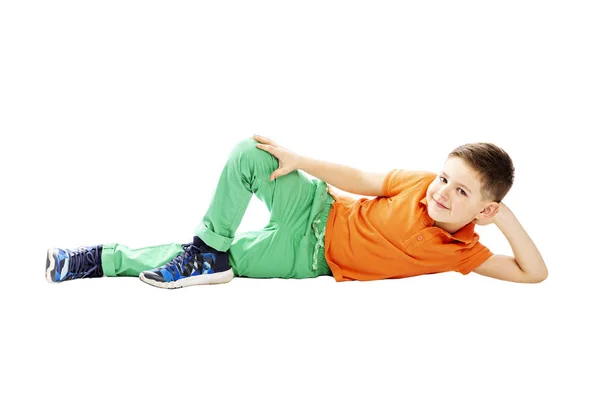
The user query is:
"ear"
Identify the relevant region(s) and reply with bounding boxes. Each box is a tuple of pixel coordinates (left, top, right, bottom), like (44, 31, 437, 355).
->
(473, 202, 500, 225)
(479, 202, 500, 219)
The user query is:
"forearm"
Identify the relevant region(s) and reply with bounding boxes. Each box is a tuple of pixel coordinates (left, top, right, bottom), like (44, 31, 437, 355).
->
(298, 156, 367, 195)
(494, 205, 548, 280)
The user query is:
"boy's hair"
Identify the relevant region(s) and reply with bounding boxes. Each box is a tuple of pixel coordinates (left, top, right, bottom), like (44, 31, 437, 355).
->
(448, 142, 515, 203)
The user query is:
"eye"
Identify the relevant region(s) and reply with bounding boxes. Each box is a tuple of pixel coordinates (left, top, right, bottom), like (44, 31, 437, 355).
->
(439, 176, 467, 196)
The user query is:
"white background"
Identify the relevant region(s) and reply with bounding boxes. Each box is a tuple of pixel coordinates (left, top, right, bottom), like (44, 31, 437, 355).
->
(1, 1, 598, 399)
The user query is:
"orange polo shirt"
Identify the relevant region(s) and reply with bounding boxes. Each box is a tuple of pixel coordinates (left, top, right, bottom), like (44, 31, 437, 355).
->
(323, 169, 494, 282)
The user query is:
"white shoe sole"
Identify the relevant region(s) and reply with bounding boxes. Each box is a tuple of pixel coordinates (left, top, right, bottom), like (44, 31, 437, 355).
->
(139, 268, 234, 289)
(46, 248, 57, 283)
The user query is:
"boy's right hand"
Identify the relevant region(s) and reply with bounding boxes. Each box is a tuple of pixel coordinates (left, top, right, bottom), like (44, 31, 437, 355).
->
(253, 134, 304, 181)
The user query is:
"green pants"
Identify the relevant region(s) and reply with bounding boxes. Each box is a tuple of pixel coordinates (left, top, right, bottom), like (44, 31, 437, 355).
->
(101, 137, 334, 279)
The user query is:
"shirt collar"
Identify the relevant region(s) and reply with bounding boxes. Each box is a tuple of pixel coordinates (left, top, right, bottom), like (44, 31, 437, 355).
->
(419, 196, 475, 244)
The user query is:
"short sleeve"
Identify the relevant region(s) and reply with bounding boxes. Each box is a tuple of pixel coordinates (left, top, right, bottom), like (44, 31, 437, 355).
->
(455, 243, 494, 275)
(383, 169, 404, 197)
(383, 169, 437, 198)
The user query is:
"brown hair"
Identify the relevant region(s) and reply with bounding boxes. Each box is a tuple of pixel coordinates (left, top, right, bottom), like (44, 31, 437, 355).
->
(448, 142, 515, 203)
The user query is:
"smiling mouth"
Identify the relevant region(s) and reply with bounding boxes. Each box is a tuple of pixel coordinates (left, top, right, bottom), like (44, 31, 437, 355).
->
(434, 199, 448, 209)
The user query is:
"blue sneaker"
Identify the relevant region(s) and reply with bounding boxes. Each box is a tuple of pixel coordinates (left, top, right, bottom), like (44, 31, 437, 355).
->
(46, 245, 103, 283)
(139, 236, 233, 289)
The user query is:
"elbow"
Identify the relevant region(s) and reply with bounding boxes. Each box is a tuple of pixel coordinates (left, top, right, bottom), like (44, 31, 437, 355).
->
(537, 263, 549, 282)
(519, 261, 548, 283)
(528, 270, 548, 284)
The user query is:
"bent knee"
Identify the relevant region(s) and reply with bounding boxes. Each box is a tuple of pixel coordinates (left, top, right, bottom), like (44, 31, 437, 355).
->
(229, 136, 276, 166)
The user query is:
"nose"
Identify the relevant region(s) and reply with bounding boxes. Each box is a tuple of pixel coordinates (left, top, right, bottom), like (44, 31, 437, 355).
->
(437, 187, 450, 201)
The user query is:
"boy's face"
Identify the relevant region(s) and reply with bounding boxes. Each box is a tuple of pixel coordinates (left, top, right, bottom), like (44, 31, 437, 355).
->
(426, 156, 499, 232)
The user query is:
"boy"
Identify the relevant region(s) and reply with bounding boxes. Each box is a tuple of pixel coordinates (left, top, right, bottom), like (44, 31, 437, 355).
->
(45, 135, 548, 289)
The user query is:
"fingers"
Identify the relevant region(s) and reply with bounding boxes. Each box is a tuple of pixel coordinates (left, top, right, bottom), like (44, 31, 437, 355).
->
(270, 168, 288, 181)
(255, 142, 274, 153)
(253, 134, 276, 146)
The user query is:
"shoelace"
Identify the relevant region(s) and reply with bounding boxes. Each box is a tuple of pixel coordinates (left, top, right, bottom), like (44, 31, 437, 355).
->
(66, 245, 102, 279)
(163, 243, 203, 276)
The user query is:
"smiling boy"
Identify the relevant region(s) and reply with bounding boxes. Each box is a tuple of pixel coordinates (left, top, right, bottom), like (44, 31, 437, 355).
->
(276, 136, 547, 284)
(46, 135, 547, 288)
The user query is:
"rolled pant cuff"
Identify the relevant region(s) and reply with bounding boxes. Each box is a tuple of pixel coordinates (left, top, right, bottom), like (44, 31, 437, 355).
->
(194, 225, 233, 252)
(100, 243, 118, 277)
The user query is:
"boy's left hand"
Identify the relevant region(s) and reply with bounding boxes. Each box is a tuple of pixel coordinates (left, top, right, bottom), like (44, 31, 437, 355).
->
(253, 134, 304, 181)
